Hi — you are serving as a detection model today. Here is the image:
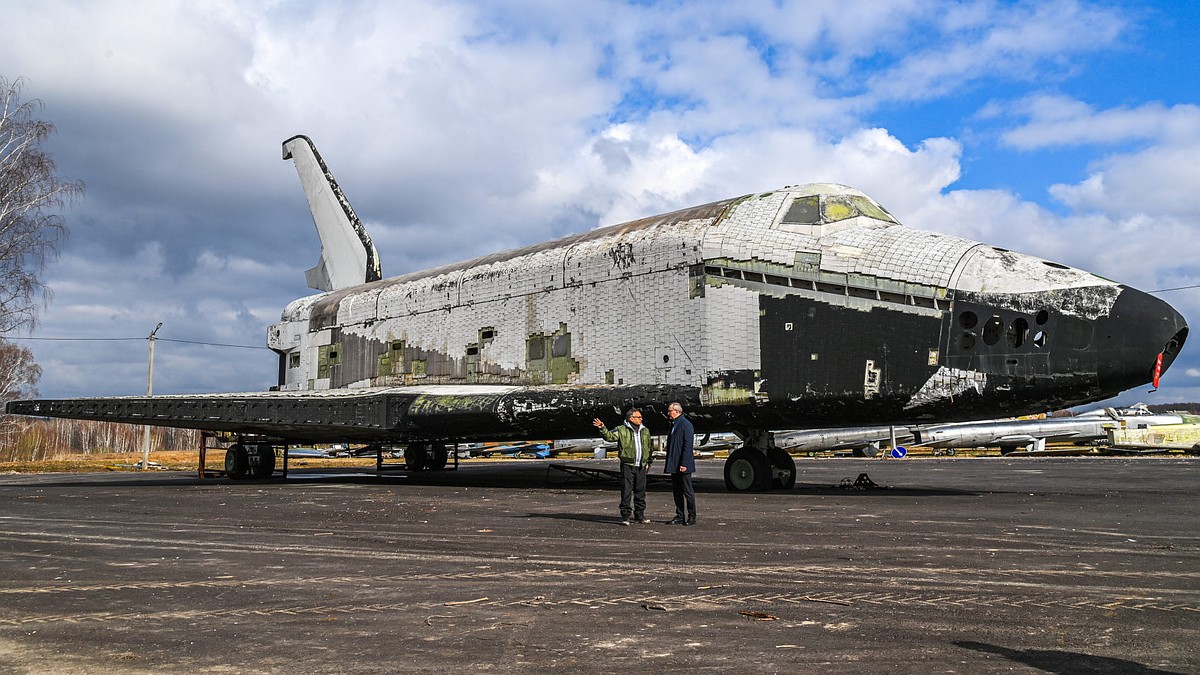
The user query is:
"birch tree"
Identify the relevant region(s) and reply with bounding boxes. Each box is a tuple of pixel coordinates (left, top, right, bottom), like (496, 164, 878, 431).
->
(0, 338, 40, 449)
(0, 76, 83, 333)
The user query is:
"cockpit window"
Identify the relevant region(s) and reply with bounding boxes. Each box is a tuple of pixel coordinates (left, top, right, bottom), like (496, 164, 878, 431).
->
(823, 195, 857, 222)
(782, 195, 820, 225)
(782, 193, 898, 227)
(850, 195, 897, 223)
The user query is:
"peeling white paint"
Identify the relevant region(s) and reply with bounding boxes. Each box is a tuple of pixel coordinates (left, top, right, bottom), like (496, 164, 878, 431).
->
(905, 367, 988, 409)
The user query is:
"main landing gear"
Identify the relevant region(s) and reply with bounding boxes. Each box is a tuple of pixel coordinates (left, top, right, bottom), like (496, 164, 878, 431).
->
(723, 430, 796, 492)
(224, 442, 277, 480)
(403, 442, 449, 471)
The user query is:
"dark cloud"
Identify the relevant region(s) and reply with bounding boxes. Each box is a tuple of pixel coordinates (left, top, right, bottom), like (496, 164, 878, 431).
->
(0, 1, 1194, 404)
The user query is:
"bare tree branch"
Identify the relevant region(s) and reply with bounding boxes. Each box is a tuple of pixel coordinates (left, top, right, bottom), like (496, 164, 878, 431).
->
(0, 75, 84, 334)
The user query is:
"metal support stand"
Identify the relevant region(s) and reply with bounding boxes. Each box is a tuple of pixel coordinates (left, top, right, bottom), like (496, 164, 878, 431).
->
(198, 431, 224, 479)
(838, 472, 882, 490)
(198, 432, 286, 479)
(376, 445, 406, 473)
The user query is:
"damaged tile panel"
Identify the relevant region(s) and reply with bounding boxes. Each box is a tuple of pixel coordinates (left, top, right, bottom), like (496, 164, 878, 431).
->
(297, 199, 733, 332)
(304, 211, 717, 391)
(950, 245, 1120, 316)
(703, 257, 949, 313)
(705, 205, 801, 269)
(389, 199, 734, 288)
(702, 284, 761, 376)
(702, 186, 1116, 300)
(268, 295, 317, 351)
(957, 285, 1123, 322)
(703, 190, 969, 287)
(904, 366, 988, 410)
(819, 225, 979, 288)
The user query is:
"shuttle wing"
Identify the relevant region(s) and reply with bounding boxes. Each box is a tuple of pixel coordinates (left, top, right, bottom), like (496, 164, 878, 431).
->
(5, 384, 698, 445)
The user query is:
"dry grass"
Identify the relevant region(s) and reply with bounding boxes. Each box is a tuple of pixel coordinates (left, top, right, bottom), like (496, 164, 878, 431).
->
(0, 450, 589, 474)
(0, 450, 381, 474)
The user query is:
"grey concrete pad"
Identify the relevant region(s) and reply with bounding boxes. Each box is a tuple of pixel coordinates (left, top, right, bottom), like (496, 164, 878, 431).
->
(0, 457, 1196, 673)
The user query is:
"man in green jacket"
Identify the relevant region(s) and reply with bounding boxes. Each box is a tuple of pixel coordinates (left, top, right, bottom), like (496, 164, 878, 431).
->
(593, 408, 653, 526)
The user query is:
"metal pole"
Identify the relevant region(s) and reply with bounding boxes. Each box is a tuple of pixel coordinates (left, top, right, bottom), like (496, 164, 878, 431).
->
(142, 322, 162, 470)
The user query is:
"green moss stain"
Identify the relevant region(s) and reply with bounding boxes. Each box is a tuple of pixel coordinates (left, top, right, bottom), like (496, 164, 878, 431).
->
(526, 323, 579, 384)
(317, 343, 342, 379)
(377, 339, 405, 377)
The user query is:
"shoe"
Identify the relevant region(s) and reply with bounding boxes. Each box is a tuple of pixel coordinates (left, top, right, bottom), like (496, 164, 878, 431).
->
(639, 518, 651, 524)
(685, 517, 696, 526)
(668, 518, 685, 525)
(620, 519, 631, 526)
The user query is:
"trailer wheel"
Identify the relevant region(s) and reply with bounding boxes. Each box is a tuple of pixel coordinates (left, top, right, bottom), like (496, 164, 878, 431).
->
(429, 444, 449, 471)
(248, 444, 275, 479)
(225, 444, 248, 480)
(405, 444, 430, 471)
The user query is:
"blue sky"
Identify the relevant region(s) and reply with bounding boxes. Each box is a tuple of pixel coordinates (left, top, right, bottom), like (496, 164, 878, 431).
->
(0, 0, 1197, 407)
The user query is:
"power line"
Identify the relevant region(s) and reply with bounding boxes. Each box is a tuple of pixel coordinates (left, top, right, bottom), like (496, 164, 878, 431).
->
(1149, 284, 1200, 294)
(159, 338, 268, 350)
(7, 336, 143, 342)
(3, 335, 270, 350)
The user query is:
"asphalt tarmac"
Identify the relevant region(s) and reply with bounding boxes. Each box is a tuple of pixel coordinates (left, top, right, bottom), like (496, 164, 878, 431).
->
(0, 456, 1196, 674)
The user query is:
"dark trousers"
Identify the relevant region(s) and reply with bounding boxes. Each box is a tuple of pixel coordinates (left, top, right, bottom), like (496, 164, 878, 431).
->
(671, 472, 695, 520)
(619, 463, 647, 520)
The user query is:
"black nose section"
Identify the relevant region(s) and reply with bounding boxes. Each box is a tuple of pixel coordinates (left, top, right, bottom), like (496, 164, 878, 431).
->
(1096, 286, 1189, 392)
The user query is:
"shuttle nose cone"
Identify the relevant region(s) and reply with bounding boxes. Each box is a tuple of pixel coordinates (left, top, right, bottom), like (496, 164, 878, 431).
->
(1097, 286, 1188, 391)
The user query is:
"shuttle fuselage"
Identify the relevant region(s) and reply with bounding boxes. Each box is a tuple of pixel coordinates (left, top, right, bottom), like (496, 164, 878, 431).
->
(8, 136, 1188, 489)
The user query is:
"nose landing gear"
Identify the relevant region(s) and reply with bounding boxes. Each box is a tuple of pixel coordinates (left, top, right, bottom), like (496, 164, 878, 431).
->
(723, 431, 796, 491)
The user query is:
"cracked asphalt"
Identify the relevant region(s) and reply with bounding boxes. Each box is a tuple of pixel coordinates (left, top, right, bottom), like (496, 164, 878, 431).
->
(0, 456, 1196, 673)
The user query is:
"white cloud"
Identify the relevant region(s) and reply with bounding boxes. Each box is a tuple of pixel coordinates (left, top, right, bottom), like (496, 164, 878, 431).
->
(1049, 142, 1200, 218)
(862, 1, 1126, 103)
(1002, 96, 1200, 150)
(982, 96, 1200, 348)
(2, 0, 1196, 406)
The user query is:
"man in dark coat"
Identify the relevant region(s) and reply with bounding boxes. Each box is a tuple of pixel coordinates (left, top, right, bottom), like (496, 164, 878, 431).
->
(664, 401, 696, 525)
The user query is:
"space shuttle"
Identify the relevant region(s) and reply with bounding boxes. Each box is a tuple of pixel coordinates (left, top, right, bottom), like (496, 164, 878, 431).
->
(7, 135, 1188, 490)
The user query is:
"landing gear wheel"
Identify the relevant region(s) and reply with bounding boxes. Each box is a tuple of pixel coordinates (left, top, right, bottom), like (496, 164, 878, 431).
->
(248, 444, 276, 479)
(428, 444, 449, 471)
(224, 444, 248, 480)
(724, 448, 771, 492)
(405, 443, 430, 471)
(767, 446, 796, 490)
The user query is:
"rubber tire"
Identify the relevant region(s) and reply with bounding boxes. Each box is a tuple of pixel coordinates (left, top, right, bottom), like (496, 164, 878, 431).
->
(249, 444, 275, 479)
(767, 446, 796, 490)
(724, 448, 771, 492)
(224, 444, 248, 480)
(428, 444, 449, 471)
(405, 443, 430, 471)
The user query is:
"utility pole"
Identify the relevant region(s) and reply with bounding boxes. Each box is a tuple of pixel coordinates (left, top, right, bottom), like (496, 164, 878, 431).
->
(142, 322, 162, 470)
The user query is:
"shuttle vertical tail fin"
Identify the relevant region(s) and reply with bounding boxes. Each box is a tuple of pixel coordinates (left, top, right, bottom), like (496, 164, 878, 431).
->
(282, 135, 382, 292)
